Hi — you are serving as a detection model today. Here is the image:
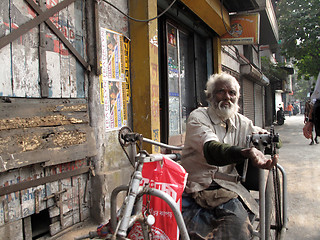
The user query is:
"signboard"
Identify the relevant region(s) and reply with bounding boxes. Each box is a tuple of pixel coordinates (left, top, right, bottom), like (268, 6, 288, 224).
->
(221, 13, 260, 45)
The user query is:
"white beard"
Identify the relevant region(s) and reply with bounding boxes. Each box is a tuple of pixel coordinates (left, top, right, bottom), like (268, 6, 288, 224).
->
(214, 100, 239, 121)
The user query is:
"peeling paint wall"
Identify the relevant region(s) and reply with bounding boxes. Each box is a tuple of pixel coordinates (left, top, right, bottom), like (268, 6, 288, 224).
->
(0, 0, 134, 237)
(0, 0, 95, 238)
(0, 0, 87, 98)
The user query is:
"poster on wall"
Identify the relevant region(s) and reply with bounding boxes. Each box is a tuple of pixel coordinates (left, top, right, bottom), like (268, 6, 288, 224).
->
(100, 28, 130, 131)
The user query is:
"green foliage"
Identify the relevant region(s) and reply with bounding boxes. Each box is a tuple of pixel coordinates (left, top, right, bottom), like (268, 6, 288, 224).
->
(261, 57, 288, 81)
(294, 76, 312, 101)
(277, 0, 320, 79)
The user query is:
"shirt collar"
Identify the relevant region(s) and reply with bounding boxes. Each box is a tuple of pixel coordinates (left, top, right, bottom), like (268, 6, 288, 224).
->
(207, 107, 237, 130)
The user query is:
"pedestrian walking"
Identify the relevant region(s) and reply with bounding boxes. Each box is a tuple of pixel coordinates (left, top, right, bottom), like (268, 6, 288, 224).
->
(303, 98, 320, 145)
(304, 100, 317, 144)
(287, 103, 293, 117)
(303, 72, 320, 144)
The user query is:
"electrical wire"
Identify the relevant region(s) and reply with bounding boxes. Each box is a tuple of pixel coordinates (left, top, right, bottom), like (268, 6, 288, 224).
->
(101, 0, 177, 22)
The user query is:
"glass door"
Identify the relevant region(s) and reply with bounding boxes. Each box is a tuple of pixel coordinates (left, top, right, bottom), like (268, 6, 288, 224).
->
(166, 23, 191, 140)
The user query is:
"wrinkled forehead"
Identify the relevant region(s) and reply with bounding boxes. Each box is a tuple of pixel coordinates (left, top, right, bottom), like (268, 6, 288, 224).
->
(214, 80, 238, 93)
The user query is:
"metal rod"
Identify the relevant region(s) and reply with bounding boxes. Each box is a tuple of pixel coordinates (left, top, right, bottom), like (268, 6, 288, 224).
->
(146, 188, 190, 240)
(149, 153, 180, 162)
(142, 137, 183, 150)
(259, 169, 266, 240)
(242, 135, 252, 182)
(276, 163, 288, 237)
(116, 160, 144, 238)
(110, 185, 129, 231)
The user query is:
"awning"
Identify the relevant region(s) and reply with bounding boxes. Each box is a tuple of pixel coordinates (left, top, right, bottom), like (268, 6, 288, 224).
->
(241, 63, 270, 85)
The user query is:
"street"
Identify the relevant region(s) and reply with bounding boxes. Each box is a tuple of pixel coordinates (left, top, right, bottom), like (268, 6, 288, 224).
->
(274, 114, 320, 240)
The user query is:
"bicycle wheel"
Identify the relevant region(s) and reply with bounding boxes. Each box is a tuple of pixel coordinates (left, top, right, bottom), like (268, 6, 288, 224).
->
(265, 167, 282, 240)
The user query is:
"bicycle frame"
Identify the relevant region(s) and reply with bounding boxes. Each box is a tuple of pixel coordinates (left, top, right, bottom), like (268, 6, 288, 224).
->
(110, 130, 189, 240)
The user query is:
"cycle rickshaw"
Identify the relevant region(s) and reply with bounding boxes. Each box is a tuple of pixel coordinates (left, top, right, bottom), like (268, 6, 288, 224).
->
(76, 126, 287, 240)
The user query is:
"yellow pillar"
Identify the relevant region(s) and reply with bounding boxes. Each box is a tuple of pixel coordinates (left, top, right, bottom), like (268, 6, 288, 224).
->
(129, 0, 160, 153)
(213, 36, 222, 73)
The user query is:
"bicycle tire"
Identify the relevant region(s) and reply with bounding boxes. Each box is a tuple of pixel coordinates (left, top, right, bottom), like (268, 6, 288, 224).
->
(265, 167, 282, 240)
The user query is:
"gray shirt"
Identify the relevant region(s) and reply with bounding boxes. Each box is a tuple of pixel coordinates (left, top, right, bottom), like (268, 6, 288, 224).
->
(181, 107, 264, 215)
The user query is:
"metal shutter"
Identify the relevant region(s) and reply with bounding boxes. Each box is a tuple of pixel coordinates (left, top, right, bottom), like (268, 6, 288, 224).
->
(254, 84, 264, 127)
(242, 78, 255, 123)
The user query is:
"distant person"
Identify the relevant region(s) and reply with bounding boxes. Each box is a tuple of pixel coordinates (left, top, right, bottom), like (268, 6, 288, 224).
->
(287, 103, 293, 117)
(277, 107, 285, 125)
(293, 104, 299, 115)
(303, 99, 320, 144)
(304, 100, 316, 144)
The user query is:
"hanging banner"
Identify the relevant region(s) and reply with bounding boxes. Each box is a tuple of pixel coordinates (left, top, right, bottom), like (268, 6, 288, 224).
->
(221, 13, 260, 45)
(100, 28, 130, 131)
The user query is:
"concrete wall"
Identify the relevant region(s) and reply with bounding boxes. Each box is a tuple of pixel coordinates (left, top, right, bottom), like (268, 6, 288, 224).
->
(86, 0, 133, 223)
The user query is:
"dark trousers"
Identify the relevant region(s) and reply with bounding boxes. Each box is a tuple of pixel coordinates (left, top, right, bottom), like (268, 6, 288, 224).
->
(182, 193, 253, 240)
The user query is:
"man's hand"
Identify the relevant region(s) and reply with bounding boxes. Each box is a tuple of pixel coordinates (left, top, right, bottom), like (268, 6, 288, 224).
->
(303, 122, 313, 139)
(241, 147, 278, 170)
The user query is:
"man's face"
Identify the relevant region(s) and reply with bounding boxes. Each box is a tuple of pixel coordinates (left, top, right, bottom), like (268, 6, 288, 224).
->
(212, 80, 239, 120)
(213, 80, 238, 106)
